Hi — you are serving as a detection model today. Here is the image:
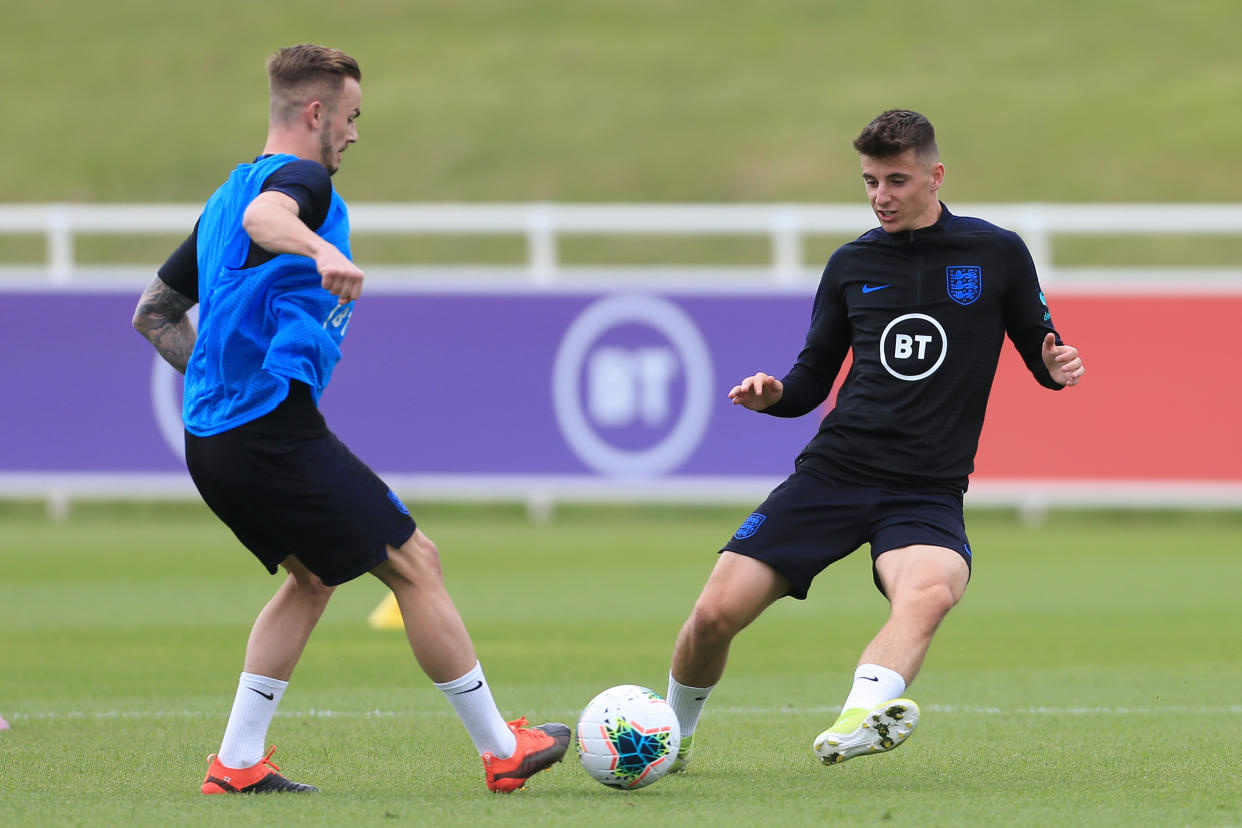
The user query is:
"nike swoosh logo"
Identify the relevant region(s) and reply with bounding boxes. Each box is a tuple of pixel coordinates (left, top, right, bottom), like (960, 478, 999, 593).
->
(453, 680, 484, 695)
(861, 284, 892, 294)
(249, 688, 275, 700)
(859, 676, 879, 682)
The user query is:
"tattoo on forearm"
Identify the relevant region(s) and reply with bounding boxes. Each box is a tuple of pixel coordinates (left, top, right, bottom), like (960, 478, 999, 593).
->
(133, 278, 197, 374)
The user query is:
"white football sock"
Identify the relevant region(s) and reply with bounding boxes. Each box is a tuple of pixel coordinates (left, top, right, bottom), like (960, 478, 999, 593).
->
(840, 663, 907, 713)
(666, 673, 714, 737)
(435, 662, 517, 758)
(217, 672, 287, 768)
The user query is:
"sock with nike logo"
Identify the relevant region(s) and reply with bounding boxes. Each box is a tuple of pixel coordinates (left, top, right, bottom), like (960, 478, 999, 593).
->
(839, 663, 906, 715)
(217, 672, 288, 769)
(666, 673, 715, 739)
(435, 661, 517, 758)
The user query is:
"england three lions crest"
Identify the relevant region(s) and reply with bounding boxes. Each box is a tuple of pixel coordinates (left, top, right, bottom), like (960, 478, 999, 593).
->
(946, 266, 982, 305)
(734, 513, 766, 540)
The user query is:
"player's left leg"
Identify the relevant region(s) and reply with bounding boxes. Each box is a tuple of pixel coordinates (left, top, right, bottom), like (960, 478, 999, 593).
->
(814, 545, 968, 765)
(861, 543, 970, 681)
(242, 555, 336, 680)
(203, 556, 332, 793)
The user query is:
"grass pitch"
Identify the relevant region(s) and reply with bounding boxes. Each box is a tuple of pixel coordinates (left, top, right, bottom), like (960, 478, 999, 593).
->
(6, 0, 1239, 205)
(1, 502, 1240, 826)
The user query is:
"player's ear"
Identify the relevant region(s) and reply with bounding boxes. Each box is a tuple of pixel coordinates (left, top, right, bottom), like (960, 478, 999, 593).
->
(305, 99, 324, 129)
(930, 162, 945, 191)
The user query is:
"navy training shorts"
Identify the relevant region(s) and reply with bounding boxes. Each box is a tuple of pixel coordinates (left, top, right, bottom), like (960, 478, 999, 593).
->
(723, 467, 972, 600)
(184, 382, 416, 587)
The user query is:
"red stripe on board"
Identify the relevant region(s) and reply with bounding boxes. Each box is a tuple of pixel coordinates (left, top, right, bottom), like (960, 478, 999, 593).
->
(974, 295, 1241, 481)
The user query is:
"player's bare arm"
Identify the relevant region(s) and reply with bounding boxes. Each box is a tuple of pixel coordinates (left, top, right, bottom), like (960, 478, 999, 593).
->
(728, 372, 784, 410)
(1041, 332, 1085, 387)
(242, 190, 364, 304)
(132, 275, 197, 374)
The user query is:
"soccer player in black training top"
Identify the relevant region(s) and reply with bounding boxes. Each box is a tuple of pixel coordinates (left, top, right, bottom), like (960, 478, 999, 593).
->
(662, 109, 1085, 771)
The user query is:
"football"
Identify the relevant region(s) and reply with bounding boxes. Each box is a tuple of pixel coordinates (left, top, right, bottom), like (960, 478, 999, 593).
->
(576, 684, 681, 790)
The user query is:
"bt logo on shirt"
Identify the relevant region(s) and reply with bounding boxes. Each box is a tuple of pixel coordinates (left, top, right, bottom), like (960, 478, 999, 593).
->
(880, 313, 947, 381)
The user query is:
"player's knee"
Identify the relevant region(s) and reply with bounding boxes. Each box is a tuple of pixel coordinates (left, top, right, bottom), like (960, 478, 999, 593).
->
(282, 559, 335, 604)
(895, 580, 959, 619)
(283, 577, 334, 615)
(384, 530, 445, 586)
(688, 601, 745, 644)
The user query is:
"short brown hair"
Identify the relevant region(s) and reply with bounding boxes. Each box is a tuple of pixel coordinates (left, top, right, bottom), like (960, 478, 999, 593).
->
(853, 110, 938, 162)
(267, 44, 361, 124)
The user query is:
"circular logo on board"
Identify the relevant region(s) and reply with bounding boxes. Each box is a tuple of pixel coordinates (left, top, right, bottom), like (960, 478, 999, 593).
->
(552, 294, 713, 477)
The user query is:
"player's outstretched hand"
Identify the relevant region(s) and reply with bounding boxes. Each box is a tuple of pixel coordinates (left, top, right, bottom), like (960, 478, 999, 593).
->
(318, 247, 365, 305)
(729, 372, 784, 410)
(1043, 332, 1085, 387)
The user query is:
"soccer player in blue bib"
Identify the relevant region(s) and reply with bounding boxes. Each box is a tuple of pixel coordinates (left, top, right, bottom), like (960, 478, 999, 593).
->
(133, 44, 568, 795)
(663, 110, 1085, 771)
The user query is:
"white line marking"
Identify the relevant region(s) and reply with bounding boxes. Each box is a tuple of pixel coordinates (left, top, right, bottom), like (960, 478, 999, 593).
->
(4, 704, 1239, 722)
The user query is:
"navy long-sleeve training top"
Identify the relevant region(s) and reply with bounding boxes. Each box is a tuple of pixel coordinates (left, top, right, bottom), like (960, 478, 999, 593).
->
(764, 203, 1063, 493)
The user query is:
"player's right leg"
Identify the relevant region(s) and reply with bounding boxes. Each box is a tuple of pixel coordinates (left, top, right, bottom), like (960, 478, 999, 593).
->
(371, 531, 476, 681)
(372, 532, 570, 793)
(672, 551, 790, 689)
(667, 551, 789, 773)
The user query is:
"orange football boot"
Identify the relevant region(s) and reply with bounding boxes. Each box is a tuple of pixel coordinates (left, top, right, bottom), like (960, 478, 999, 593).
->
(482, 717, 571, 793)
(201, 745, 318, 794)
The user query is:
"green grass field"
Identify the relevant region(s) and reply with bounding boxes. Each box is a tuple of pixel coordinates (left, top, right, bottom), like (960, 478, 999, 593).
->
(1, 501, 1239, 826)
(5, 1, 1240, 273)
(6, 0, 1239, 205)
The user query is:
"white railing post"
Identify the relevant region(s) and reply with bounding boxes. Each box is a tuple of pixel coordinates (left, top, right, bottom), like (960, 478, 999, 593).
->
(770, 205, 803, 284)
(1017, 205, 1053, 284)
(526, 203, 557, 284)
(47, 204, 74, 285)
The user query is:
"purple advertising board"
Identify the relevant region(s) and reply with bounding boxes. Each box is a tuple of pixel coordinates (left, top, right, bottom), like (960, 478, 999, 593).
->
(0, 288, 822, 489)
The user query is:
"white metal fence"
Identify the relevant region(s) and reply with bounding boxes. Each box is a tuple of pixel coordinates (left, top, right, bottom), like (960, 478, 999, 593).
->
(3, 202, 1241, 290)
(3, 203, 1240, 517)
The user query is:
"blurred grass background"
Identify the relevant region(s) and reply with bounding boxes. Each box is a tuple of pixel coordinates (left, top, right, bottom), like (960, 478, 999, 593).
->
(1, 502, 1240, 825)
(5, 0, 1238, 206)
